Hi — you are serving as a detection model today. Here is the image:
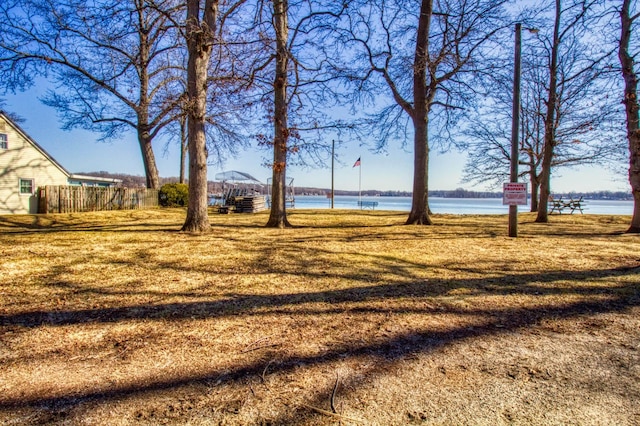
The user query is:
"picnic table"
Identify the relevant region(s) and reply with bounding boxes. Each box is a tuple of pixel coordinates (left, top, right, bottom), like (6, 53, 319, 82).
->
(548, 196, 585, 214)
(357, 200, 379, 210)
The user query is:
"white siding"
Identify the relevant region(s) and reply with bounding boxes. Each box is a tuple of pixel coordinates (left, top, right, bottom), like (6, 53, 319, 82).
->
(0, 117, 68, 214)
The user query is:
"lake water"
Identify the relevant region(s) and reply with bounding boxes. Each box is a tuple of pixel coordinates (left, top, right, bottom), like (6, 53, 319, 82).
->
(289, 195, 634, 215)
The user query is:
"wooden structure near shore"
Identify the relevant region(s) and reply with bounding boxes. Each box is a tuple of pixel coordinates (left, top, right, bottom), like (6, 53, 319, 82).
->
(548, 196, 585, 214)
(218, 195, 267, 214)
(38, 186, 158, 214)
(357, 200, 379, 210)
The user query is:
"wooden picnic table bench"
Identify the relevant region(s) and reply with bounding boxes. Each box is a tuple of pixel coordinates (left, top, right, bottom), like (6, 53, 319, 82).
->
(357, 200, 379, 210)
(548, 196, 584, 214)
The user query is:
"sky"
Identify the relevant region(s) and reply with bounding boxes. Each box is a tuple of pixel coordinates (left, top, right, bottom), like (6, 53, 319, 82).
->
(3, 84, 629, 194)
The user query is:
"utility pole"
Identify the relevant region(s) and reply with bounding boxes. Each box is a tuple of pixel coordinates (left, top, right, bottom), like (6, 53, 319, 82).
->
(509, 23, 522, 238)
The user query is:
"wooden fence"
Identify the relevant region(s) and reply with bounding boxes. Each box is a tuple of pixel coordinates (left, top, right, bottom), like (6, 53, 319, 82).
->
(38, 186, 159, 214)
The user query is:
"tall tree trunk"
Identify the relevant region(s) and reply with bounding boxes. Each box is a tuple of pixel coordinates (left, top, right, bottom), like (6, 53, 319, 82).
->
(137, 13, 160, 190)
(536, 0, 561, 223)
(407, 115, 432, 224)
(182, 0, 217, 232)
(138, 128, 160, 189)
(525, 151, 540, 212)
(266, 0, 291, 228)
(620, 0, 640, 232)
(179, 115, 187, 184)
(406, 0, 433, 225)
(530, 173, 539, 212)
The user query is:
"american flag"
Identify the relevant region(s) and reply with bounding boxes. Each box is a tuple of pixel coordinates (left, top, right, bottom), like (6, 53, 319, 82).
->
(353, 157, 361, 167)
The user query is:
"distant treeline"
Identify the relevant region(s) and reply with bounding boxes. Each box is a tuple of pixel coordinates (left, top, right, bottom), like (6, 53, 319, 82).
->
(549, 191, 632, 201)
(297, 187, 502, 198)
(82, 172, 632, 201)
(79, 172, 225, 193)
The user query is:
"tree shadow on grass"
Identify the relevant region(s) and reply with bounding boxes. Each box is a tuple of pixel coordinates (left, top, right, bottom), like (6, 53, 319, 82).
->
(1, 213, 638, 422)
(0, 274, 637, 424)
(0, 219, 182, 235)
(0, 210, 627, 240)
(1, 264, 639, 416)
(2, 265, 638, 329)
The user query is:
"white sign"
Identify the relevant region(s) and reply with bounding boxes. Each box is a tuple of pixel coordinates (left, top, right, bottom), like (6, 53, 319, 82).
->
(503, 182, 528, 206)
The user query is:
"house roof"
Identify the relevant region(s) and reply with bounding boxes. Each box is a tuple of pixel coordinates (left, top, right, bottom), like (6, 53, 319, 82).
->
(0, 110, 122, 185)
(0, 110, 71, 177)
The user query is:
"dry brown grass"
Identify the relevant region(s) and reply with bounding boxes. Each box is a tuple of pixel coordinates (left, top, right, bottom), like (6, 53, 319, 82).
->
(0, 208, 639, 425)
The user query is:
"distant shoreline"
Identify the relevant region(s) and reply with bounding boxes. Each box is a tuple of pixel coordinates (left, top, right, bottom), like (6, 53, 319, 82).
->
(294, 189, 633, 201)
(292, 195, 634, 215)
(81, 171, 633, 201)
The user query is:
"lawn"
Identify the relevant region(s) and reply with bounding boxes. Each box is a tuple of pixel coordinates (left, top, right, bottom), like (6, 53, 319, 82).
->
(0, 209, 638, 425)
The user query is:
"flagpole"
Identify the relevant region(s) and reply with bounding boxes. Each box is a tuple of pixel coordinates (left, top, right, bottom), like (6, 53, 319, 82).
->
(331, 140, 334, 209)
(358, 157, 361, 203)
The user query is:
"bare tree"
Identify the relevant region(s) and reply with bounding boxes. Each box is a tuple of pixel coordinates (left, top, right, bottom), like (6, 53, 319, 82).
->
(265, 0, 291, 228)
(161, 77, 250, 185)
(619, 0, 640, 232)
(534, 0, 615, 222)
(245, 0, 348, 228)
(0, 0, 186, 189)
(181, 0, 218, 232)
(464, 52, 547, 212)
(464, 20, 620, 212)
(180, 0, 248, 232)
(339, 0, 508, 225)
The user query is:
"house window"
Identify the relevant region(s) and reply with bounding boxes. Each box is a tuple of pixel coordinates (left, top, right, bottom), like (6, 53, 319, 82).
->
(19, 178, 34, 195)
(0, 134, 7, 149)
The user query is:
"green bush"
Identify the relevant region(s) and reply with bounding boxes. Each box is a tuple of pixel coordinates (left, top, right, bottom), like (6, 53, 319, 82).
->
(159, 183, 189, 207)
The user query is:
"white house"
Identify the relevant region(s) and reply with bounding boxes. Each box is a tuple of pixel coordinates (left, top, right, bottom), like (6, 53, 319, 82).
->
(0, 111, 121, 214)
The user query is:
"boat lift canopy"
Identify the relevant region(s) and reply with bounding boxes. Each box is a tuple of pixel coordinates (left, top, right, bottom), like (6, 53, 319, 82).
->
(215, 170, 263, 184)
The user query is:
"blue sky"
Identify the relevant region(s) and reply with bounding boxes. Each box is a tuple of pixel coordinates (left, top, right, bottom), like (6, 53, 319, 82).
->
(4, 86, 628, 194)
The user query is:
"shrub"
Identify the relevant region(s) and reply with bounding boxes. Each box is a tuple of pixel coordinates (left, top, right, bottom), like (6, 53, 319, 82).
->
(159, 183, 189, 207)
